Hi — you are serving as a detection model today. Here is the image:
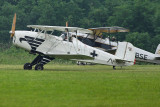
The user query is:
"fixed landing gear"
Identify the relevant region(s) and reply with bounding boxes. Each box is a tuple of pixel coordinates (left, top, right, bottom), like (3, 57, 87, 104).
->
(77, 61, 94, 65)
(24, 55, 54, 70)
(113, 66, 116, 70)
(77, 61, 86, 65)
(24, 63, 32, 70)
(35, 64, 44, 70)
(112, 66, 123, 70)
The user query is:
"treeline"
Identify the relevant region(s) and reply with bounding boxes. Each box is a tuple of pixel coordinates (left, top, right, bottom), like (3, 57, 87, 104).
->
(0, 0, 160, 52)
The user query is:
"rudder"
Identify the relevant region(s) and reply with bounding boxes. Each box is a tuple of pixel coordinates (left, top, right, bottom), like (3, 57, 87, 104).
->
(155, 44, 160, 55)
(115, 42, 135, 62)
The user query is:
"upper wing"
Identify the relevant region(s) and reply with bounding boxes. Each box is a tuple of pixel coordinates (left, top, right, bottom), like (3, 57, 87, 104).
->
(88, 26, 129, 35)
(27, 25, 93, 34)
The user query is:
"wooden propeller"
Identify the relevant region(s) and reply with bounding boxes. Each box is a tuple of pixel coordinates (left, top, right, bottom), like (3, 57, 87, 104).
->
(11, 13, 16, 38)
(66, 21, 68, 27)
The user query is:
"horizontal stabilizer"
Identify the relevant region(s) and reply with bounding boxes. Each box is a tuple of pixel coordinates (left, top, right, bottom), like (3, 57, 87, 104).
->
(154, 54, 160, 60)
(44, 53, 94, 60)
(115, 58, 133, 63)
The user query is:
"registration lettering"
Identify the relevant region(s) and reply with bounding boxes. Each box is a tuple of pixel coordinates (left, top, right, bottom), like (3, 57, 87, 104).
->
(135, 52, 148, 60)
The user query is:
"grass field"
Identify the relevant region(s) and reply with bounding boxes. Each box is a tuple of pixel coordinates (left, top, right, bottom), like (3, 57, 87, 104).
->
(0, 64, 160, 107)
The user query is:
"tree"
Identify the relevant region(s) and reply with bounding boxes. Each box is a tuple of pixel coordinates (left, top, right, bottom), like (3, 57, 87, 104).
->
(126, 32, 152, 52)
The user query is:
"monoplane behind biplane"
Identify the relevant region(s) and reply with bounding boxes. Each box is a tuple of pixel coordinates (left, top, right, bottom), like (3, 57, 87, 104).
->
(9, 13, 135, 70)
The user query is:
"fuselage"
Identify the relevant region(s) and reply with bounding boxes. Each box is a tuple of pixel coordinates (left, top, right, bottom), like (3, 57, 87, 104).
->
(135, 47, 160, 64)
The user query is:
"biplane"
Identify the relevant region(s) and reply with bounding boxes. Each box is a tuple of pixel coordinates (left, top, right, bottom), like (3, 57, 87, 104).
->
(73, 25, 160, 64)
(9, 13, 135, 70)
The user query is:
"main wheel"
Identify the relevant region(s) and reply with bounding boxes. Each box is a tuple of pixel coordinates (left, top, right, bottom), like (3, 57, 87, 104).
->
(35, 64, 44, 70)
(24, 63, 32, 70)
(113, 66, 116, 70)
(77, 61, 86, 65)
(77, 61, 80, 65)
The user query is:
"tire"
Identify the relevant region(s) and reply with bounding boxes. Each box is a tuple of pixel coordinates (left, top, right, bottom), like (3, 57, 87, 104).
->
(77, 61, 86, 65)
(77, 61, 80, 65)
(24, 63, 32, 70)
(35, 64, 44, 70)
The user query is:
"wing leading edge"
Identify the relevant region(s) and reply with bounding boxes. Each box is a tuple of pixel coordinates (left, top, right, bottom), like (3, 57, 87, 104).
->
(27, 25, 93, 34)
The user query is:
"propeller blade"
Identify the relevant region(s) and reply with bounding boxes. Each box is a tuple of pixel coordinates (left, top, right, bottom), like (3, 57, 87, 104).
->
(66, 21, 68, 27)
(11, 13, 16, 38)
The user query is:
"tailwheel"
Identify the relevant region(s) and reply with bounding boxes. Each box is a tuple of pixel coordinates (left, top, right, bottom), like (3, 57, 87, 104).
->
(24, 63, 32, 70)
(35, 64, 44, 70)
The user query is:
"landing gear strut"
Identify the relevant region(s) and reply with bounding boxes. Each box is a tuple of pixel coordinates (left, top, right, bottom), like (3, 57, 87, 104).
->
(24, 55, 54, 70)
(113, 66, 116, 70)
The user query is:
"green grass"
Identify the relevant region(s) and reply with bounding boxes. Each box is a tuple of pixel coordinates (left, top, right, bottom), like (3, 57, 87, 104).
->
(0, 65, 160, 107)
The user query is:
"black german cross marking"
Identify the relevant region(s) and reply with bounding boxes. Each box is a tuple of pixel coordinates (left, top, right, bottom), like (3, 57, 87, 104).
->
(90, 50, 98, 58)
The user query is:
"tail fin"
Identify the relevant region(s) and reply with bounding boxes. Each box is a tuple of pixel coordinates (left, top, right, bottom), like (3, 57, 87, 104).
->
(155, 44, 160, 55)
(115, 42, 135, 63)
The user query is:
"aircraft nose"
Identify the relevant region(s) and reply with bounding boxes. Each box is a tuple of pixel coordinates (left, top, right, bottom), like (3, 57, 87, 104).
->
(12, 31, 22, 45)
(12, 31, 17, 44)
(9, 31, 12, 34)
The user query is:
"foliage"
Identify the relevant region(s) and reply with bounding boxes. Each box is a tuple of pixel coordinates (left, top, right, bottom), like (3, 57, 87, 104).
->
(0, 0, 160, 53)
(126, 32, 151, 52)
